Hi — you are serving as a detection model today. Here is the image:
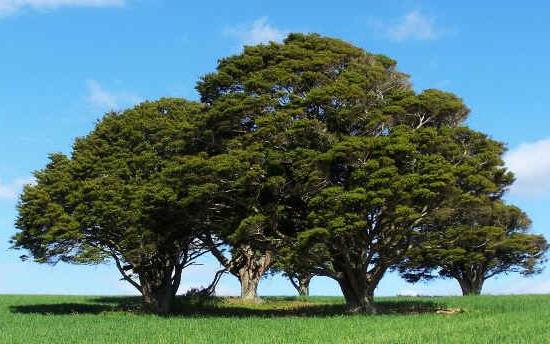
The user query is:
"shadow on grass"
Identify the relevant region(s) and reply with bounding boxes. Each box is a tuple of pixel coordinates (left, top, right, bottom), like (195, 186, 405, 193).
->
(10, 296, 444, 317)
(10, 303, 117, 315)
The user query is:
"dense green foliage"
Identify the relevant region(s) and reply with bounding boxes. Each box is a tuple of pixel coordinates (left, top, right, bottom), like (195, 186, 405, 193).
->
(196, 33, 491, 312)
(12, 99, 226, 313)
(398, 128, 548, 295)
(399, 199, 548, 295)
(1, 295, 550, 343)
(12, 33, 548, 315)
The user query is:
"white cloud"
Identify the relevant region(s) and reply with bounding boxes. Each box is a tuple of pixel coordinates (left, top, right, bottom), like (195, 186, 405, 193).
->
(0, 0, 124, 16)
(0, 177, 34, 201)
(394, 284, 461, 297)
(397, 289, 419, 297)
(490, 278, 550, 295)
(225, 17, 288, 46)
(86, 79, 117, 109)
(374, 10, 443, 42)
(505, 138, 550, 198)
(85, 79, 141, 111)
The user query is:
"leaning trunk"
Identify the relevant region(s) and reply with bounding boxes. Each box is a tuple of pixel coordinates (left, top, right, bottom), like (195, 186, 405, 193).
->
(289, 272, 312, 297)
(298, 277, 310, 297)
(365, 284, 375, 303)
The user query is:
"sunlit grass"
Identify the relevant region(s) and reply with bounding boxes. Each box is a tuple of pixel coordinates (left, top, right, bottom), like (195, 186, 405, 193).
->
(0, 294, 549, 343)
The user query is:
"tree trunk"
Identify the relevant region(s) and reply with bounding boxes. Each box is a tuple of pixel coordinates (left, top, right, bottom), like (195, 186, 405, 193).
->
(457, 277, 484, 296)
(298, 277, 310, 297)
(141, 282, 176, 314)
(239, 273, 262, 301)
(337, 277, 377, 314)
(235, 247, 272, 301)
(137, 263, 183, 315)
(205, 238, 272, 302)
(289, 272, 312, 297)
(332, 262, 387, 314)
(365, 284, 375, 303)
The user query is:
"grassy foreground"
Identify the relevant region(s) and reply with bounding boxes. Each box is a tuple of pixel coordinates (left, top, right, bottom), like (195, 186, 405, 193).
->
(0, 294, 548, 343)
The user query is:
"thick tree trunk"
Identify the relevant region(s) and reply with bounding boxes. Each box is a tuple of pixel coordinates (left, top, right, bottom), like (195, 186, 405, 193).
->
(457, 277, 484, 296)
(332, 262, 387, 314)
(205, 237, 272, 302)
(239, 273, 262, 301)
(137, 263, 183, 315)
(235, 247, 272, 301)
(141, 282, 176, 314)
(337, 277, 377, 314)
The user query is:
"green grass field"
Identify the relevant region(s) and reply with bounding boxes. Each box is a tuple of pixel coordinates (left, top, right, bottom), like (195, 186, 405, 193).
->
(0, 294, 548, 343)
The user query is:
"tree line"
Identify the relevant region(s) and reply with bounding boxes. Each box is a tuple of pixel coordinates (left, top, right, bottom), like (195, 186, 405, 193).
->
(12, 34, 548, 314)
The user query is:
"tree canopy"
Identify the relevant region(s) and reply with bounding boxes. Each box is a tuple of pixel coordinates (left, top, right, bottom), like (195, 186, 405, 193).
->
(399, 194, 548, 295)
(12, 33, 548, 314)
(195, 33, 484, 312)
(13, 99, 221, 313)
(396, 123, 548, 295)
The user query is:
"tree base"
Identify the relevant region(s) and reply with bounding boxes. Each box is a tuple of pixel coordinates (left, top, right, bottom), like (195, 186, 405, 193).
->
(345, 302, 378, 315)
(240, 297, 264, 304)
(141, 290, 176, 315)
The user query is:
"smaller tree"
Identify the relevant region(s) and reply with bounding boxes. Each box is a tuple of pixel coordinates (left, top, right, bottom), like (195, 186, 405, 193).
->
(283, 127, 455, 313)
(12, 99, 218, 314)
(271, 245, 315, 297)
(399, 199, 548, 295)
(286, 271, 313, 297)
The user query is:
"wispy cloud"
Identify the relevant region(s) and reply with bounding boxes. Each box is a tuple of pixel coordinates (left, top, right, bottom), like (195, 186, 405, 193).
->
(0, 177, 34, 201)
(85, 79, 141, 111)
(491, 277, 550, 295)
(0, 0, 124, 17)
(395, 283, 461, 297)
(225, 17, 288, 46)
(505, 138, 550, 198)
(371, 10, 444, 42)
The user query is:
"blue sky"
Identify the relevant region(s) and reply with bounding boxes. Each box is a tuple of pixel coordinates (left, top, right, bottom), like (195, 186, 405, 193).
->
(1, 0, 550, 297)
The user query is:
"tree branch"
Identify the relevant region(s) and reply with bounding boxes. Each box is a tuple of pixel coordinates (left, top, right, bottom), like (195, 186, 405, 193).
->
(111, 253, 142, 293)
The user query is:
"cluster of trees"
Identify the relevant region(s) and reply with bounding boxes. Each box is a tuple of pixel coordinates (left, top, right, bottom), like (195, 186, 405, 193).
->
(13, 34, 548, 314)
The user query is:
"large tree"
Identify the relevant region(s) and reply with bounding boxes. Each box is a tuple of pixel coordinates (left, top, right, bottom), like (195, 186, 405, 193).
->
(12, 99, 220, 314)
(291, 128, 455, 312)
(196, 33, 384, 300)
(196, 33, 473, 312)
